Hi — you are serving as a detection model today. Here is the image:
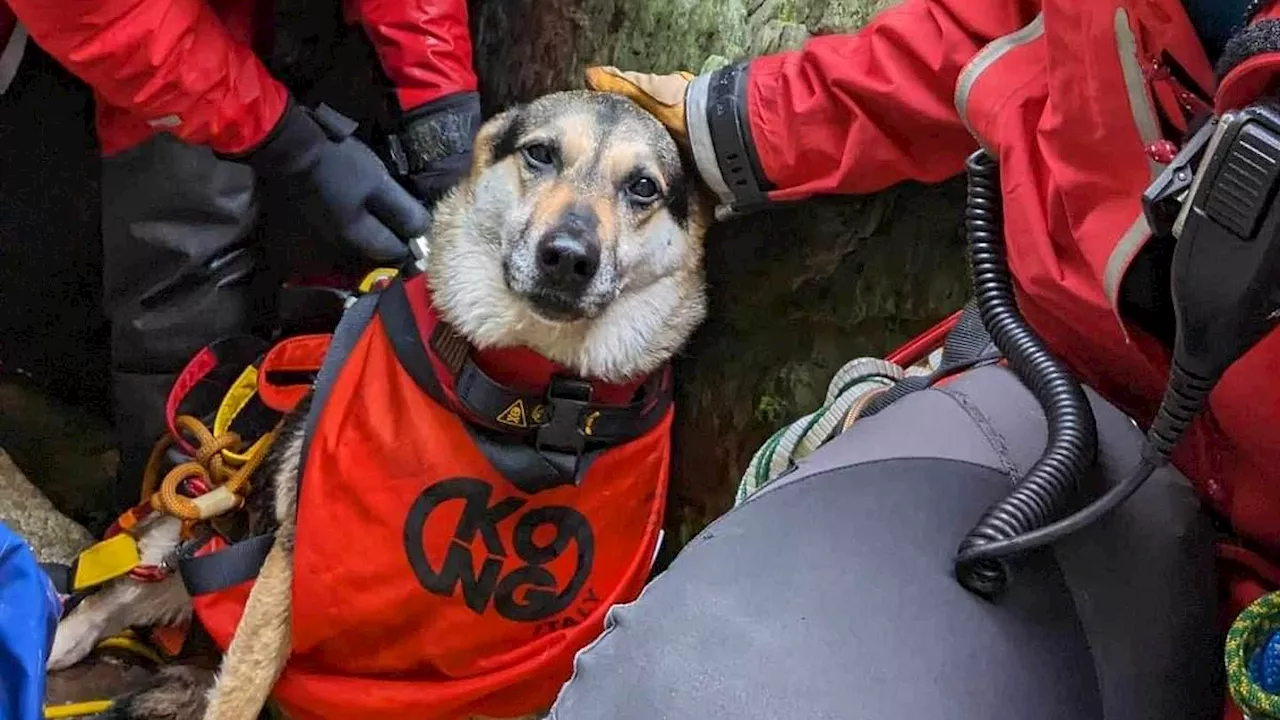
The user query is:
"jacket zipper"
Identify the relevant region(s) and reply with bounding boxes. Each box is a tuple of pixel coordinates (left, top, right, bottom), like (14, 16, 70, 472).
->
(1145, 52, 1213, 120)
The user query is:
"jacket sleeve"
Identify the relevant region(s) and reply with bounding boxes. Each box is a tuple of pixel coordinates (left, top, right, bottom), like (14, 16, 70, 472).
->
(347, 0, 478, 112)
(687, 0, 1040, 209)
(5, 0, 287, 154)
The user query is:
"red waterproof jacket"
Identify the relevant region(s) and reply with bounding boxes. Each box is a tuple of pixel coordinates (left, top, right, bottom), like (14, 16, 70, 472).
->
(190, 274, 671, 719)
(0, 0, 475, 155)
(738, 2, 1280, 716)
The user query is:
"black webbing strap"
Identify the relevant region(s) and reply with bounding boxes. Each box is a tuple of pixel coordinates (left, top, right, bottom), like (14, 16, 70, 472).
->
(179, 533, 276, 596)
(40, 562, 72, 595)
(940, 300, 998, 370)
(40, 562, 93, 618)
(450, 356, 670, 444)
(860, 300, 1000, 418)
(299, 291, 382, 466)
(177, 292, 382, 597)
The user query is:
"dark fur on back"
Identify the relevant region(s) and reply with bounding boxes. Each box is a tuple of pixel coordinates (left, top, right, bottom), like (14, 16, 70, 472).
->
(243, 393, 312, 550)
(100, 667, 217, 720)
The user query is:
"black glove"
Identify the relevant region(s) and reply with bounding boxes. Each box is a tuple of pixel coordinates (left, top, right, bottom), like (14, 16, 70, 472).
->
(235, 98, 428, 262)
(383, 92, 482, 207)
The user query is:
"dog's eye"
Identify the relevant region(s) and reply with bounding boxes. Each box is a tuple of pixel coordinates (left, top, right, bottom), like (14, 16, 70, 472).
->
(627, 177, 660, 203)
(522, 143, 556, 169)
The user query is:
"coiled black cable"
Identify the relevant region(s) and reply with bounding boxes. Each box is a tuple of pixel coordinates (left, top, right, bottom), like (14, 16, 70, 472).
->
(953, 150, 1100, 600)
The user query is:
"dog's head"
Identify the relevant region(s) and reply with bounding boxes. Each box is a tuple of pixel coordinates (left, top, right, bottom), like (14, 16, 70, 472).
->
(426, 90, 710, 382)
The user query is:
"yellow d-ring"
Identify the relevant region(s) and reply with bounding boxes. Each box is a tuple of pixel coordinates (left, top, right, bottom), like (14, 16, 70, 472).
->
(359, 267, 400, 293)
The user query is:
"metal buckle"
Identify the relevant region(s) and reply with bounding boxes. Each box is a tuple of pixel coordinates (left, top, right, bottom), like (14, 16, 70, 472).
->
(535, 376, 594, 459)
(382, 133, 410, 177)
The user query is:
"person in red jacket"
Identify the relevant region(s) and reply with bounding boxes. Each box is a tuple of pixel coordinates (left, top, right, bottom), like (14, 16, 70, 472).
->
(0, 0, 479, 520)
(562, 1, 1280, 718)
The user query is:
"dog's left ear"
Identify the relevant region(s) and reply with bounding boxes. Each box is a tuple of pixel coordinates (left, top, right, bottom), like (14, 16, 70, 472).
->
(674, 143, 716, 237)
(469, 105, 526, 175)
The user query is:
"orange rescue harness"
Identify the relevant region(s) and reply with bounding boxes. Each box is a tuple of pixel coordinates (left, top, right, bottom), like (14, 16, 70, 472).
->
(181, 270, 673, 719)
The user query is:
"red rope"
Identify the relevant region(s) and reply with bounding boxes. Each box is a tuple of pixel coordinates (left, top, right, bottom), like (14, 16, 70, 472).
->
(887, 309, 962, 367)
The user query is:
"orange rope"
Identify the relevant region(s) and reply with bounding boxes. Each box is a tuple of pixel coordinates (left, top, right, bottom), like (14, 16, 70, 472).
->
(139, 414, 278, 521)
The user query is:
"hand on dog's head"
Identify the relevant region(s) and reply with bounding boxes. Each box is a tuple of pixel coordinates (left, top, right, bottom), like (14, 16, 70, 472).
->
(426, 90, 710, 382)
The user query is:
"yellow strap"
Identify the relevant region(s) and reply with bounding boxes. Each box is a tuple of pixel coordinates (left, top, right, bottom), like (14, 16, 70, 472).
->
(94, 631, 165, 665)
(214, 365, 271, 465)
(359, 267, 399, 293)
(71, 534, 140, 591)
(44, 701, 114, 719)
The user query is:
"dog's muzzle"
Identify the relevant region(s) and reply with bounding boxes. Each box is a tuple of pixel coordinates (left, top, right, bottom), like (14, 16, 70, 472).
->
(526, 211, 602, 320)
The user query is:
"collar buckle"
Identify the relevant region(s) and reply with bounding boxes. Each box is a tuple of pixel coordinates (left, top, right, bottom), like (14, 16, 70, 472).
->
(535, 376, 594, 474)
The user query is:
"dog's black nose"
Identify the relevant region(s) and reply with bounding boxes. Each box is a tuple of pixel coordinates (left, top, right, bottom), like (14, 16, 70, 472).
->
(536, 232, 600, 291)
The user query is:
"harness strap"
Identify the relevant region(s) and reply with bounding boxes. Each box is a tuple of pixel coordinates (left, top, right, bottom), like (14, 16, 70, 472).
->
(299, 292, 383, 466)
(41, 562, 72, 595)
(179, 533, 276, 596)
(940, 299, 998, 369)
(257, 334, 331, 412)
(378, 277, 673, 492)
(449, 350, 668, 443)
(177, 292, 382, 597)
(165, 336, 271, 456)
(860, 300, 999, 418)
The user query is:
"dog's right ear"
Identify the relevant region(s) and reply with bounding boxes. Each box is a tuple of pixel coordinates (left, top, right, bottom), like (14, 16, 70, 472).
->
(469, 105, 526, 175)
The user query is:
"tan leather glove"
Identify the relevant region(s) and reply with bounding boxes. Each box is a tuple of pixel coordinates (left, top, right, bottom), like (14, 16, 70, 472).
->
(584, 66, 694, 144)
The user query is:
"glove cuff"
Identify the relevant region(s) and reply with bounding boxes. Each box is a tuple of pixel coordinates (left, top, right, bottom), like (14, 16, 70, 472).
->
(1214, 3, 1280, 111)
(686, 62, 774, 218)
(384, 91, 481, 180)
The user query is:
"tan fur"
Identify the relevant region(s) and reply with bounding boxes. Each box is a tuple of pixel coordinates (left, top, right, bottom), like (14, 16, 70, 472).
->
(556, 113, 596, 162)
(430, 90, 709, 382)
(199, 421, 301, 720)
(531, 182, 579, 231)
(55, 90, 709, 720)
(200, 541, 292, 720)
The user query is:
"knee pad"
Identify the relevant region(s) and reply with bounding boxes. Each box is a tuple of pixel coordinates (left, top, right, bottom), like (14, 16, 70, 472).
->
(550, 366, 1222, 720)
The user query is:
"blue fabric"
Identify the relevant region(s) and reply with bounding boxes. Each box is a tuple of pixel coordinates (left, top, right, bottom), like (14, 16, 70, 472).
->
(0, 522, 59, 720)
(1182, 0, 1251, 60)
(1252, 628, 1280, 694)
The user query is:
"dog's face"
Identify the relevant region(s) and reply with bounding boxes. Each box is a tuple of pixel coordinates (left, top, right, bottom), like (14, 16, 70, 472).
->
(427, 90, 709, 381)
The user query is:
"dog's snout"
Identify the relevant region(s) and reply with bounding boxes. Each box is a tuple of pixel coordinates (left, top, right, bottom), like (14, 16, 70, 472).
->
(536, 231, 600, 291)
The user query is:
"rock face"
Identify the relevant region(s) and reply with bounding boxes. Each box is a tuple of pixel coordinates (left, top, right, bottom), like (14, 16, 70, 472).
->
(0, 380, 120, 536)
(0, 446, 93, 565)
(467, 0, 971, 553)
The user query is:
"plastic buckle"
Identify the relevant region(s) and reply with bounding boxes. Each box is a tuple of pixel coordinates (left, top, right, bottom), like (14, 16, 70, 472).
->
(72, 534, 142, 592)
(535, 377, 593, 461)
(1142, 115, 1217, 237)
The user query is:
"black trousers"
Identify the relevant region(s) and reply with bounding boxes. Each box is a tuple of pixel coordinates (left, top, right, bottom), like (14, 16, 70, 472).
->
(100, 134, 267, 518)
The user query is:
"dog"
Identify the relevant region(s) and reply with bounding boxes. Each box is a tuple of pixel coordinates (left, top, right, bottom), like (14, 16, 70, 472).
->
(47, 88, 711, 720)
